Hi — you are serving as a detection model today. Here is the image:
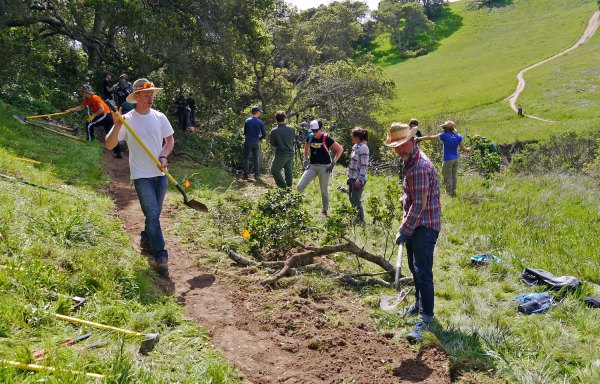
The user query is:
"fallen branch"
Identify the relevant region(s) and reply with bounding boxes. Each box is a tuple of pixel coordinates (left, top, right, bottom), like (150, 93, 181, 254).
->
(303, 264, 391, 288)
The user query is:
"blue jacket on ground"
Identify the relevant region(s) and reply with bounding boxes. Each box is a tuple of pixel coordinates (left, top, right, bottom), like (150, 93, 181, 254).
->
(244, 117, 266, 143)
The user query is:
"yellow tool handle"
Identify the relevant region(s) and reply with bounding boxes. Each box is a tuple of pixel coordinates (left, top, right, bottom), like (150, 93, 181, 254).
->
(1, 359, 105, 379)
(54, 313, 144, 337)
(110, 108, 178, 186)
(27, 112, 69, 119)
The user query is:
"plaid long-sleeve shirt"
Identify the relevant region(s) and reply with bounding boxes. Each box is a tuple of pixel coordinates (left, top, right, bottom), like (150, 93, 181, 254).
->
(348, 142, 369, 184)
(399, 147, 441, 237)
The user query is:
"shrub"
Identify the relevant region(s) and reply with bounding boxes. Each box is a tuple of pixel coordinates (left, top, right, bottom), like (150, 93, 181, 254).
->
(247, 189, 310, 258)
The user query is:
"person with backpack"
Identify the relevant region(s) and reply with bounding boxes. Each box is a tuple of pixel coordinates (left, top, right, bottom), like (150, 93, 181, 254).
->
(113, 76, 134, 113)
(297, 119, 343, 217)
(347, 127, 369, 224)
(417, 120, 471, 197)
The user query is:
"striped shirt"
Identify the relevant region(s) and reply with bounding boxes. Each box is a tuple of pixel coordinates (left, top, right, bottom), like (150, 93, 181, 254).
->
(348, 142, 369, 184)
(399, 147, 441, 237)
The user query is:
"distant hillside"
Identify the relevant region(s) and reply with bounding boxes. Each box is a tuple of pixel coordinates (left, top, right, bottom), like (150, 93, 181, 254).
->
(379, 0, 599, 143)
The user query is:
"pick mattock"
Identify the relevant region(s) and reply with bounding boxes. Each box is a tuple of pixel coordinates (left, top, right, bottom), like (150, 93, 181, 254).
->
(26, 307, 159, 354)
(380, 242, 412, 310)
(105, 100, 208, 212)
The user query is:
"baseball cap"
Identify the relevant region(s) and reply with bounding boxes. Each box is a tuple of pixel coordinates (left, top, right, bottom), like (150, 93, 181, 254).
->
(251, 106, 261, 114)
(310, 120, 322, 131)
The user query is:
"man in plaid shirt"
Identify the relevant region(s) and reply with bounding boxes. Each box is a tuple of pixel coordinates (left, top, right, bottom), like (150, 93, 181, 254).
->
(384, 122, 441, 343)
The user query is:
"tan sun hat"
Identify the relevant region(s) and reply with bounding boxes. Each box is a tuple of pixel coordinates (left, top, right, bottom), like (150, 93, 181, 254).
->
(440, 120, 455, 130)
(383, 122, 417, 148)
(126, 78, 163, 103)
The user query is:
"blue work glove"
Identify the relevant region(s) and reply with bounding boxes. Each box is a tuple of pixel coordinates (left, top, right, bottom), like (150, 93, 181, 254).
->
(395, 232, 408, 245)
(325, 161, 336, 173)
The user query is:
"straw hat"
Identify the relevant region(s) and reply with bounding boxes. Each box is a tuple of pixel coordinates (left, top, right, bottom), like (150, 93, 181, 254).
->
(383, 123, 417, 148)
(126, 78, 163, 103)
(440, 120, 455, 130)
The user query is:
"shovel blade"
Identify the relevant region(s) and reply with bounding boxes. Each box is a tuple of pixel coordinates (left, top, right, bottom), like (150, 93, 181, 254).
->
(138, 333, 160, 355)
(13, 115, 27, 125)
(379, 289, 410, 311)
(185, 199, 208, 212)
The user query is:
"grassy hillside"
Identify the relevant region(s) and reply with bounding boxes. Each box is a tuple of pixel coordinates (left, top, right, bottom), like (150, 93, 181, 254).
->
(381, 0, 599, 143)
(0, 103, 239, 382)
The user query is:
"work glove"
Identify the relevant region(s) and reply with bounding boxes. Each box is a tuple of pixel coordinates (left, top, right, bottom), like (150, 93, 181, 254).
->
(395, 232, 408, 245)
(354, 180, 363, 190)
(86, 115, 95, 123)
(303, 159, 310, 170)
(325, 161, 336, 173)
(64, 109, 71, 114)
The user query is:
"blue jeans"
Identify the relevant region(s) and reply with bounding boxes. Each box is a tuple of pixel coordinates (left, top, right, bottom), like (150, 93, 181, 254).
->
(134, 176, 168, 260)
(405, 226, 439, 322)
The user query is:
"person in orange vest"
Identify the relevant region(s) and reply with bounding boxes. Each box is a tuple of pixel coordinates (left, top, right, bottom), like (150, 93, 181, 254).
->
(65, 84, 123, 158)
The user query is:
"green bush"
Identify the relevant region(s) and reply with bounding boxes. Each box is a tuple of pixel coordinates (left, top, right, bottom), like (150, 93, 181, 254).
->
(247, 189, 310, 258)
(509, 131, 599, 175)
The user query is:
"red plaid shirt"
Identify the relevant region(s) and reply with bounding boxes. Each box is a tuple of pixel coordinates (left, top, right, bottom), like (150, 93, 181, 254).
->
(399, 147, 441, 237)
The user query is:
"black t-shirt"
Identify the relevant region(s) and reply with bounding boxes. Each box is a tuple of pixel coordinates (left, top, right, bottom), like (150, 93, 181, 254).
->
(306, 133, 335, 164)
(102, 80, 112, 100)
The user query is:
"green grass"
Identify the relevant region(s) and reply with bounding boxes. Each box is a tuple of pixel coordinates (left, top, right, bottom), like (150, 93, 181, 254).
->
(0, 103, 240, 382)
(169, 153, 600, 383)
(378, 0, 599, 143)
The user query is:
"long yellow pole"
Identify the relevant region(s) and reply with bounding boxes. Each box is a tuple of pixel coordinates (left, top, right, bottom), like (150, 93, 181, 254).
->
(1, 359, 105, 379)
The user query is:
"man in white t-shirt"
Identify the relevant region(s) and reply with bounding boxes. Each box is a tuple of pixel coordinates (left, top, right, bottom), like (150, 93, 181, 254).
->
(105, 78, 174, 275)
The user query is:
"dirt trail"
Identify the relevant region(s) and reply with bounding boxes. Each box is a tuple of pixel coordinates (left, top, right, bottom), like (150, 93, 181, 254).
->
(102, 150, 452, 383)
(505, 11, 600, 121)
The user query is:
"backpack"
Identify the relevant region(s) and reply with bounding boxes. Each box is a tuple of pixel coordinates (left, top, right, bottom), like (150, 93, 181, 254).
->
(513, 292, 555, 315)
(520, 268, 581, 292)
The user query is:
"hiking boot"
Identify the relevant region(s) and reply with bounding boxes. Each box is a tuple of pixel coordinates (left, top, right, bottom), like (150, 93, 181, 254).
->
(114, 153, 123, 159)
(155, 257, 169, 276)
(140, 239, 152, 253)
(397, 305, 418, 317)
(406, 320, 431, 344)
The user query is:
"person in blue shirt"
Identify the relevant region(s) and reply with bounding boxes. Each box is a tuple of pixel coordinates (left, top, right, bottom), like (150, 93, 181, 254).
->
(242, 106, 266, 181)
(416, 120, 471, 197)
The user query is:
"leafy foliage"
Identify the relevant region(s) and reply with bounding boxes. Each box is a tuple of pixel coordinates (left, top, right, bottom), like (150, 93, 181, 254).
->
(247, 189, 310, 257)
(323, 198, 357, 244)
(509, 131, 600, 175)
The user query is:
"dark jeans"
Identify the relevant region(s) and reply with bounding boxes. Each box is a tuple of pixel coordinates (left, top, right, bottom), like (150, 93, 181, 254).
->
(348, 178, 366, 222)
(405, 226, 439, 322)
(243, 141, 260, 178)
(134, 176, 168, 261)
(86, 114, 122, 156)
(271, 154, 293, 188)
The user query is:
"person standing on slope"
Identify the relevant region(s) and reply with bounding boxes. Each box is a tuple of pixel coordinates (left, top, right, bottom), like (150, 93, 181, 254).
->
(105, 78, 174, 276)
(417, 120, 470, 197)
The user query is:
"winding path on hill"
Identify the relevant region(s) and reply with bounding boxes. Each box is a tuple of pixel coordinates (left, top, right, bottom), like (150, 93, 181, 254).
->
(505, 10, 600, 122)
(102, 151, 453, 384)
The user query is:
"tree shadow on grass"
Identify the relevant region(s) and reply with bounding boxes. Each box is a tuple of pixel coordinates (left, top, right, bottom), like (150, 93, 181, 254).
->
(466, 0, 514, 11)
(421, 7, 464, 53)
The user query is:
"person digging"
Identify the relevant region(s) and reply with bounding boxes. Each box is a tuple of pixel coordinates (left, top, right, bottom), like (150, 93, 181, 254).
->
(64, 84, 123, 158)
(384, 122, 441, 343)
(105, 78, 174, 276)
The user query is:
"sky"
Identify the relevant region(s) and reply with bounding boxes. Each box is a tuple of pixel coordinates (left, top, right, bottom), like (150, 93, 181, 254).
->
(287, 0, 460, 10)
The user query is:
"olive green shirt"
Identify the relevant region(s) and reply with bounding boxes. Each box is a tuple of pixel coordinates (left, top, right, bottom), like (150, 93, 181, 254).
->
(269, 124, 295, 156)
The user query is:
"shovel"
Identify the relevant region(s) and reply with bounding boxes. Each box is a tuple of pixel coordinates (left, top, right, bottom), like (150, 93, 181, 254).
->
(380, 243, 411, 310)
(25, 307, 160, 355)
(105, 100, 208, 212)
